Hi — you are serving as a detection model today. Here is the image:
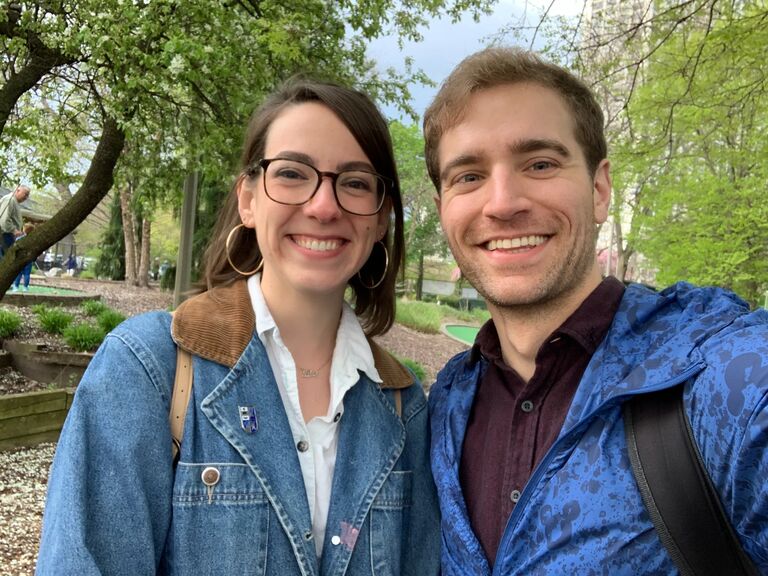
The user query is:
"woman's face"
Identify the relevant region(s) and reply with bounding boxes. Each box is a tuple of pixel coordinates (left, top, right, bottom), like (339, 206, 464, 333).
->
(237, 102, 390, 301)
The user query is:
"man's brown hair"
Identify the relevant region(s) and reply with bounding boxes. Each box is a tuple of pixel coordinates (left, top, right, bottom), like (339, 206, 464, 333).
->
(423, 46, 607, 191)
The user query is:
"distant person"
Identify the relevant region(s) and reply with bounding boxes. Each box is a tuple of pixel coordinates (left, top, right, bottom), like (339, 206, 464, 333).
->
(151, 257, 160, 280)
(11, 222, 35, 292)
(158, 258, 170, 279)
(0, 185, 30, 257)
(66, 254, 77, 276)
(424, 47, 768, 574)
(37, 78, 439, 575)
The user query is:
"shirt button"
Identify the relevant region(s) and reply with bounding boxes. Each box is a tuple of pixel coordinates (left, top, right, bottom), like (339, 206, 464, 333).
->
(333, 412, 341, 423)
(201, 466, 220, 486)
(297, 440, 309, 453)
(510, 489, 521, 503)
(521, 400, 534, 413)
(331, 535, 341, 546)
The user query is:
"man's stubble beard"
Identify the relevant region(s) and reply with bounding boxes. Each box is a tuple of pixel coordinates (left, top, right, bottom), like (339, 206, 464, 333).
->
(454, 224, 599, 313)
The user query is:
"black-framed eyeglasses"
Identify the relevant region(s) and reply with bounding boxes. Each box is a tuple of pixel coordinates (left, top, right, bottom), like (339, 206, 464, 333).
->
(251, 157, 389, 216)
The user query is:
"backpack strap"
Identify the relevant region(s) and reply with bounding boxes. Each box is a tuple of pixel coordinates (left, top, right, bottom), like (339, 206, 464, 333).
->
(623, 385, 758, 576)
(169, 346, 193, 464)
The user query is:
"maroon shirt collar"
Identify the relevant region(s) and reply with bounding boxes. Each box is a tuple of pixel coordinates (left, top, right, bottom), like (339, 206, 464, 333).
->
(469, 276, 626, 365)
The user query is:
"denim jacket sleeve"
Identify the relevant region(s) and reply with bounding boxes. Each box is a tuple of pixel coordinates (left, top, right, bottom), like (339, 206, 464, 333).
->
(37, 314, 176, 575)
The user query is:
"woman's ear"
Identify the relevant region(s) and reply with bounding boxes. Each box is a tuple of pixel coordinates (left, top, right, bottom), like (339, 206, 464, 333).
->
(236, 175, 256, 228)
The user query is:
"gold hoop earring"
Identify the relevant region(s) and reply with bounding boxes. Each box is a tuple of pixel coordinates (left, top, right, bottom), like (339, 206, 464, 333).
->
(358, 240, 389, 289)
(225, 223, 263, 276)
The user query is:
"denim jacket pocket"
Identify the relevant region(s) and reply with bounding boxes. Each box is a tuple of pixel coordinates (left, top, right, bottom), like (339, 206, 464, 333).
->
(369, 470, 413, 576)
(166, 462, 269, 573)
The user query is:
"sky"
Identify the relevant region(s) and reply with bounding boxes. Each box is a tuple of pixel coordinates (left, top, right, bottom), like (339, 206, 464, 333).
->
(367, 0, 583, 121)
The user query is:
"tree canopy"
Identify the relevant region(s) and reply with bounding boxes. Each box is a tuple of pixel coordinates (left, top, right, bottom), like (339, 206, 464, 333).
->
(0, 0, 493, 294)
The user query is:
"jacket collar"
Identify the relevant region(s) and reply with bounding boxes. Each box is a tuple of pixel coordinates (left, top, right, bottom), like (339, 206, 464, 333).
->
(171, 279, 412, 390)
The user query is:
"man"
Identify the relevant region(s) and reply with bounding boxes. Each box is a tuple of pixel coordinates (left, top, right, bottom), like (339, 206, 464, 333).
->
(0, 185, 30, 256)
(424, 47, 768, 574)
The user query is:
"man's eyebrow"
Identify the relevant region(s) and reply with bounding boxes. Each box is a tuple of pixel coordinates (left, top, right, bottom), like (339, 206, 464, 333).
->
(439, 138, 572, 182)
(439, 154, 482, 183)
(510, 138, 571, 158)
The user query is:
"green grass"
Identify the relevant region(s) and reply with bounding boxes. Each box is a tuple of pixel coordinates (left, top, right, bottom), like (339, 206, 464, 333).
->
(396, 300, 443, 333)
(96, 309, 126, 333)
(0, 309, 22, 338)
(396, 298, 490, 334)
(62, 323, 105, 352)
(80, 300, 109, 317)
(398, 357, 427, 381)
(35, 306, 74, 335)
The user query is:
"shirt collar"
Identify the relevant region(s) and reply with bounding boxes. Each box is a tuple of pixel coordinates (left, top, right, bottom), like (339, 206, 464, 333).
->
(246, 274, 382, 384)
(469, 276, 626, 364)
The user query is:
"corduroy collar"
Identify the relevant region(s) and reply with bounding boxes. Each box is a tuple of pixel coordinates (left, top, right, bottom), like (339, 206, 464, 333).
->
(171, 279, 412, 390)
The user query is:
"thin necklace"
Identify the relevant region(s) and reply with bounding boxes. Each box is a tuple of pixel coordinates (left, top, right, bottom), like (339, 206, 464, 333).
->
(297, 354, 333, 378)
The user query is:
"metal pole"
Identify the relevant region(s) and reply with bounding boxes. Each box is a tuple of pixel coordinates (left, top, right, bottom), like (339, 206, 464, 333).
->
(174, 171, 198, 308)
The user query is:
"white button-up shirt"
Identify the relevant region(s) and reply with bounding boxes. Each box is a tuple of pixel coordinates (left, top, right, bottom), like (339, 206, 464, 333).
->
(247, 275, 382, 557)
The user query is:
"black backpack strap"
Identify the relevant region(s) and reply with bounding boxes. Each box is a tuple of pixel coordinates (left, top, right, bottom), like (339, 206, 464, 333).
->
(623, 385, 759, 576)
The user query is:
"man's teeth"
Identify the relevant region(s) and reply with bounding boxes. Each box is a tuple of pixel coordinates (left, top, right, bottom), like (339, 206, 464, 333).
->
(487, 235, 547, 251)
(295, 238, 340, 251)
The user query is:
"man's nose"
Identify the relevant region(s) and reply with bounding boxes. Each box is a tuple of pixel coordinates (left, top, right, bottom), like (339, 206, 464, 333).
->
(481, 169, 533, 218)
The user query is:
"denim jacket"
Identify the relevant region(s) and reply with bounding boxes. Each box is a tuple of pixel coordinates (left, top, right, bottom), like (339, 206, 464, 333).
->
(37, 281, 440, 575)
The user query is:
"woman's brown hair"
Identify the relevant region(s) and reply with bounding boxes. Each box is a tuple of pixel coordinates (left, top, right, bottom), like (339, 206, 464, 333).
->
(200, 78, 404, 336)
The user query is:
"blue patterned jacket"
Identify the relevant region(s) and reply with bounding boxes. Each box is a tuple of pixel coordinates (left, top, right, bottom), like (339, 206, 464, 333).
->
(429, 282, 768, 575)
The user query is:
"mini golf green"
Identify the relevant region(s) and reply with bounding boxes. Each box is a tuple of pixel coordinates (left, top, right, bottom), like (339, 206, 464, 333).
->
(11, 284, 84, 295)
(442, 324, 480, 345)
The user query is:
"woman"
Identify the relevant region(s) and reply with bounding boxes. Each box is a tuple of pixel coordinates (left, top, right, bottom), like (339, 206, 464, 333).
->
(37, 79, 440, 575)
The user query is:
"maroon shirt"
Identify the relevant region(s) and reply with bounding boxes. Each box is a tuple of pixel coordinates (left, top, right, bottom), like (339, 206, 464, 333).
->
(459, 277, 626, 566)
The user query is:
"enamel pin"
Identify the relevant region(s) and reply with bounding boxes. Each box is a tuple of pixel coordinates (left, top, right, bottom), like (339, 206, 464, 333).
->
(239, 406, 258, 433)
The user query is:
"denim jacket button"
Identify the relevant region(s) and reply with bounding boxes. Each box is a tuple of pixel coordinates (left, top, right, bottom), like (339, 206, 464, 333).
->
(201, 466, 220, 486)
(331, 535, 341, 546)
(297, 440, 309, 453)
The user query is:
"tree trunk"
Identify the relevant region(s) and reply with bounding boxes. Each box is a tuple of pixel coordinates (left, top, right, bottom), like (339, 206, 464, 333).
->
(120, 183, 137, 286)
(137, 218, 151, 288)
(416, 250, 424, 301)
(0, 116, 126, 295)
(612, 217, 626, 282)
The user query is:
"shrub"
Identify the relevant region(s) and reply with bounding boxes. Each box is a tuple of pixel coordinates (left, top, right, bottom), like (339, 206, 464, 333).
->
(78, 269, 96, 279)
(399, 357, 426, 382)
(97, 309, 126, 334)
(0, 309, 22, 339)
(81, 299, 109, 317)
(37, 307, 74, 335)
(30, 303, 49, 316)
(395, 300, 443, 333)
(63, 323, 105, 352)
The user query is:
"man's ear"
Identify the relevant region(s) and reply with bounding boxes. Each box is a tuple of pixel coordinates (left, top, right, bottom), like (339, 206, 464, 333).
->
(592, 159, 612, 224)
(432, 193, 441, 215)
(236, 176, 256, 228)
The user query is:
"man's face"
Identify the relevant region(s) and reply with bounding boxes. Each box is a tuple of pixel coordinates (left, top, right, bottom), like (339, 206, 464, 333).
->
(15, 187, 29, 202)
(434, 82, 611, 312)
